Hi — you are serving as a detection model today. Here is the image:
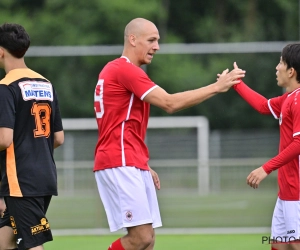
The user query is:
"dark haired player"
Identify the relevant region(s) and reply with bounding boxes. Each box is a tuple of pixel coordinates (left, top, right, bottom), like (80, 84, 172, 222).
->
(0, 23, 64, 250)
(232, 44, 300, 250)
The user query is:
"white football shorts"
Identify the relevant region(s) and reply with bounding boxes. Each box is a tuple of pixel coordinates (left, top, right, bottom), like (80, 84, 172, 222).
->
(271, 197, 300, 243)
(94, 166, 162, 232)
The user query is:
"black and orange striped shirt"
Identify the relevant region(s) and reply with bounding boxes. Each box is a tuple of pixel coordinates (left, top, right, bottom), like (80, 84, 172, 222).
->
(0, 68, 63, 197)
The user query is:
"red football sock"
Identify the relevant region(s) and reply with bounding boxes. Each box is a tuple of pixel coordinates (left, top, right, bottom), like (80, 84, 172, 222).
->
(108, 238, 125, 250)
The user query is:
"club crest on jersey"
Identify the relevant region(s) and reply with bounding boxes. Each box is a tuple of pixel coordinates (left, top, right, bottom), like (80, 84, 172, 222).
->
(19, 81, 53, 101)
(125, 211, 133, 221)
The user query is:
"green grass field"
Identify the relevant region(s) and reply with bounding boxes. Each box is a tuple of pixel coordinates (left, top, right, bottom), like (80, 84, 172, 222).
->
(45, 187, 277, 249)
(47, 190, 277, 229)
(44, 234, 271, 250)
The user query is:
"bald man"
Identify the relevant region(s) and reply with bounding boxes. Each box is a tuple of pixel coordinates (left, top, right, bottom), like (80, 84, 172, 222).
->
(93, 18, 245, 250)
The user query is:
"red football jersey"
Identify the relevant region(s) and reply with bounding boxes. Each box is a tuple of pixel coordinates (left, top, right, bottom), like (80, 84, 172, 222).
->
(267, 88, 300, 200)
(93, 57, 157, 171)
(234, 82, 300, 200)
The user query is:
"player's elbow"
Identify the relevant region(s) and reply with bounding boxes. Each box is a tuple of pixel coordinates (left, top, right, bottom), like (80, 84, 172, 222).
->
(0, 140, 12, 151)
(54, 131, 64, 149)
(145, 90, 180, 114)
(162, 94, 186, 114)
(0, 128, 13, 151)
(161, 101, 178, 114)
(165, 107, 177, 114)
(54, 138, 64, 148)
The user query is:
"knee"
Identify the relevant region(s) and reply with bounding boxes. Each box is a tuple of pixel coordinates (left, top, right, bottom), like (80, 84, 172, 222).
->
(126, 225, 155, 250)
(0, 242, 17, 250)
(139, 234, 154, 248)
(127, 231, 154, 250)
(0, 228, 17, 250)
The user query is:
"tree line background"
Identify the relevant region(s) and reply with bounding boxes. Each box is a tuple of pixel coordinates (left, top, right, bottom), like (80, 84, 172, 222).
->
(0, 0, 298, 130)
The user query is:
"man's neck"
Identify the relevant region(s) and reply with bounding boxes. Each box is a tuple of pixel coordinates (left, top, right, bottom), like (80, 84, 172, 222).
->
(4, 59, 27, 74)
(285, 80, 300, 93)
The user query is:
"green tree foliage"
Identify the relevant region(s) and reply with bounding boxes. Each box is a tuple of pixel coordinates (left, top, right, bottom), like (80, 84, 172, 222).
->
(0, 0, 299, 129)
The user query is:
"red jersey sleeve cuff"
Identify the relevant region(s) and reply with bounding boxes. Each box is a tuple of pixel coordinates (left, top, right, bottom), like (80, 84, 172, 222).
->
(262, 165, 272, 175)
(232, 80, 244, 90)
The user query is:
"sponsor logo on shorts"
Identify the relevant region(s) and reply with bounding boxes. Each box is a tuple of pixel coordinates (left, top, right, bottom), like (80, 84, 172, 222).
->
(31, 218, 51, 235)
(125, 211, 133, 221)
(16, 238, 22, 245)
(19, 81, 53, 101)
(10, 216, 18, 235)
(287, 230, 296, 234)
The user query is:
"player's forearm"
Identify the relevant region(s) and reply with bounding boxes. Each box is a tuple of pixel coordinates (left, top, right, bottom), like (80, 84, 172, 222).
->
(168, 83, 219, 113)
(233, 81, 270, 114)
(169, 67, 245, 113)
(262, 137, 300, 174)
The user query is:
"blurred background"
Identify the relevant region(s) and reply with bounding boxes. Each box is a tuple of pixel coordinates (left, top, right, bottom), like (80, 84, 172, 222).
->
(0, 0, 298, 233)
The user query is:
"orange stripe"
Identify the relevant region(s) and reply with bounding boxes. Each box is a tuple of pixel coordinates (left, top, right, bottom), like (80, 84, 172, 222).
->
(6, 143, 22, 197)
(0, 68, 48, 85)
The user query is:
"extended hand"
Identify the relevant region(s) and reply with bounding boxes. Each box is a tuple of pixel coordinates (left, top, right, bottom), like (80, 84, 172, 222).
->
(246, 166, 268, 189)
(216, 62, 245, 92)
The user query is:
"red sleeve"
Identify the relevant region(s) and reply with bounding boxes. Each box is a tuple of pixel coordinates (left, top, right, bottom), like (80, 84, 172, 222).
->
(262, 136, 300, 174)
(119, 63, 156, 99)
(233, 81, 271, 115)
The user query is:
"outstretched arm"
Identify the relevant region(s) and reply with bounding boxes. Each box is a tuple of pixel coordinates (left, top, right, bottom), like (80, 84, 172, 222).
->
(144, 66, 245, 114)
(231, 63, 271, 115)
(233, 81, 271, 114)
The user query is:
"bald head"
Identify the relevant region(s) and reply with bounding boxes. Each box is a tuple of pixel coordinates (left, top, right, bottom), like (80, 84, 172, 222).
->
(124, 18, 157, 44)
(122, 18, 160, 66)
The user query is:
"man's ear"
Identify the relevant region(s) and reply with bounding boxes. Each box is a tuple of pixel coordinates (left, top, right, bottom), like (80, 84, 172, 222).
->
(289, 67, 296, 78)
(129, 34, 136, 47)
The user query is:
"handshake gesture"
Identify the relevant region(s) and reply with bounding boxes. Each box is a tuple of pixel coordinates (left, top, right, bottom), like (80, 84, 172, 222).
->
(215, 62, 246, 93)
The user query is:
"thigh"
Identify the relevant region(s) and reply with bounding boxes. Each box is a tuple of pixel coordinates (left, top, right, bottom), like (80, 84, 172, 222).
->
(95, 167, 162, 232)
(6, 196, 53, 250)
(141, 169, 162, 229)
(272, 198, 286, 241)
(272, 198, 300, 243)
(0, 226, 17, 249)
(0, 206, 17, 249)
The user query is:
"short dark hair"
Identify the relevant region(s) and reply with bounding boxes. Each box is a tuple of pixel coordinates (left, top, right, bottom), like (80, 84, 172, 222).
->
(282, 43, 300, 82)
(0, 23, 30, 58)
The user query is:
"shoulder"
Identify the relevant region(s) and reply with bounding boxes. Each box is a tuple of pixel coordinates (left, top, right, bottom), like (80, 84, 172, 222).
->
(101, 58, 144, 78)
(283, 88, 300, 110)
(0, 68, 49, 85)
(116, 57, 144, 73)
(100, 58, 124, 74)
(286, 88, 300, 102)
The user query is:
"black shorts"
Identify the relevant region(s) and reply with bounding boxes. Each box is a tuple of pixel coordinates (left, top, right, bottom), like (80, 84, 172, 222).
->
(0, 196, 53, 250)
